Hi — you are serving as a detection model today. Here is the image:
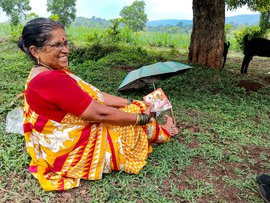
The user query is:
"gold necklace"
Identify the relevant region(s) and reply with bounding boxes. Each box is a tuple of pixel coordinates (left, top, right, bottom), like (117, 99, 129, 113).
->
(37, 62, 54, 70)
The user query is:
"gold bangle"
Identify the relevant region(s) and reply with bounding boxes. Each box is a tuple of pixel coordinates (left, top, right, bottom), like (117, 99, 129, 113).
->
(134, 114, 139, 126)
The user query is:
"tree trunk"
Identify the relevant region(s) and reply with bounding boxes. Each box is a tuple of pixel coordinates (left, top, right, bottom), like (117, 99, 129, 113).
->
(188, 0, 225, 68)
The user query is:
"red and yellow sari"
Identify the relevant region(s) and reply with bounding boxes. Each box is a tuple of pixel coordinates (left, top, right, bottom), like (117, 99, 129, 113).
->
(23, 69, 171, 191)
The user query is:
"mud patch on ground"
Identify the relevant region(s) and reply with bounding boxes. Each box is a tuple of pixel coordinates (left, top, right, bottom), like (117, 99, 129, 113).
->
(238, 80, 265, 92)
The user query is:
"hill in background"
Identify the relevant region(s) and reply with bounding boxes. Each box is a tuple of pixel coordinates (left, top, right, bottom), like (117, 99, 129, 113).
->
(225, 14, 260, 26)
(72, 16, 111, 28)
(72, 14, 260, 28)
(146, 19, 192, 27)
(146, 14, 260, 27)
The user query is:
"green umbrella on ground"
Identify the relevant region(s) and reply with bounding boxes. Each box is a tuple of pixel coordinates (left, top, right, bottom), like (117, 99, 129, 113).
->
(118, 61, 193, 92)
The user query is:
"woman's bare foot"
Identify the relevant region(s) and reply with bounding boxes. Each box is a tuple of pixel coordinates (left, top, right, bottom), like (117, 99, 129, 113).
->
(161, 114, 179, 136)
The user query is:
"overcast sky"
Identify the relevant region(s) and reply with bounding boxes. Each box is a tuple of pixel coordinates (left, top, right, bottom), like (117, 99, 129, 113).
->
(0, 0, 259, 22)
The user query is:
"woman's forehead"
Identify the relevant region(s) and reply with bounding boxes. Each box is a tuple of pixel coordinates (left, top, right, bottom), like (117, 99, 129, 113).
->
(49, 28, 67, 41)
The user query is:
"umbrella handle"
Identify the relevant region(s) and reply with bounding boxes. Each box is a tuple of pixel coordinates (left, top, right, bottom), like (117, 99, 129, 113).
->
(170, 108, 176, 125)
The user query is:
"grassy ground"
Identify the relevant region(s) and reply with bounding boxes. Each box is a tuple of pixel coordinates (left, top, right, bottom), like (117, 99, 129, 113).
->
(0, 38, 269, 203)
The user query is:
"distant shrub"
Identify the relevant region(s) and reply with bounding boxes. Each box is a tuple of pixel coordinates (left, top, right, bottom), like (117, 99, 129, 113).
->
(0, 24, 24, 43)
(225, 24, 233, 43)
(233, 25, 264, 50)
(106, 18, 123, 43)
(0, 23, 10, 40)
(86, 31, 105, 44)
(69, 42, 120, 64)
(99, 45, 165, 68)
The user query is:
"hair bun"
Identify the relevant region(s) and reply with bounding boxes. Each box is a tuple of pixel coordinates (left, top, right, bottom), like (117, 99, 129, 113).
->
(17, 36, 25, 52)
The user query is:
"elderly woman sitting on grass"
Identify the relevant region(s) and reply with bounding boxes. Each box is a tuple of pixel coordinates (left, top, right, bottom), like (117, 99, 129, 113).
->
(18, 18, 179, 191)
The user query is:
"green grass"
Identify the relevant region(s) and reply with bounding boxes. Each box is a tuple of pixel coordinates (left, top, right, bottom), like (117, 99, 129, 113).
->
(66, 26, 190, 49)
(0, 26, 269, 202)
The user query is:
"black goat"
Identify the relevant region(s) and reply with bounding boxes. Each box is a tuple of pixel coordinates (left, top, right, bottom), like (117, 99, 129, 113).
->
(222, 41, 231, 69)
(241, 34, 270, 74)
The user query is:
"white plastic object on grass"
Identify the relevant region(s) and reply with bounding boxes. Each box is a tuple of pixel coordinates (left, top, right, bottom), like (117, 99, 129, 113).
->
(6, 107, 24, 135)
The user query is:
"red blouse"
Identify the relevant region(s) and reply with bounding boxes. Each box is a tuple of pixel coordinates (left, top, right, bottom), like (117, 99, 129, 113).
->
(25, 69, 92, 122)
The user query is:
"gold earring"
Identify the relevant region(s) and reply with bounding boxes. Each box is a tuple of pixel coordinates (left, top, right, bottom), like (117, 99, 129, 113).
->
(36, 57, 40, 64)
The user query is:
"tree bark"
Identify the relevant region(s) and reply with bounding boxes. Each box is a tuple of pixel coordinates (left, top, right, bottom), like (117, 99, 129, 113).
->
(188, 0, 225, 68)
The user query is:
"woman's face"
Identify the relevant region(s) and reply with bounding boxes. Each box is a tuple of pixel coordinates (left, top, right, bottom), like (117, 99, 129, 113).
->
(38, 28, 69, 70)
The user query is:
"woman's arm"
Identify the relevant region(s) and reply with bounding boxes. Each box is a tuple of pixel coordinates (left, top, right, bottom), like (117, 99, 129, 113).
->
(102, 92, 129, 108)
(80, 99, 148, 126)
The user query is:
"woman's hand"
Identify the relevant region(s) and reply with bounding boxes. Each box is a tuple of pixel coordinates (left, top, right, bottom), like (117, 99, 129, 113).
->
(143, 103, 155, 121)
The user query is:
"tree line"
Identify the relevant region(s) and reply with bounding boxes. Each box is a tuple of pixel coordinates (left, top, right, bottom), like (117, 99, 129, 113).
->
(0, 0, 148, 32)
(0, 0, 77, 26)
